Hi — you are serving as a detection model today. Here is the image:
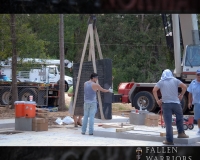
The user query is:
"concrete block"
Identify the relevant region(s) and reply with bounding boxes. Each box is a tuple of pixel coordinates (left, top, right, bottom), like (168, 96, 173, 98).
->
(129, 112, 148, 125)
(36, 112, 48, 118)
(15, 117, 32, 131)
(32, 118, 48, 123)
(138, 110, 149, 114)
(145, 118, 158, 126)
(146, 113, 159, 120)
(32, 122, 48, 131)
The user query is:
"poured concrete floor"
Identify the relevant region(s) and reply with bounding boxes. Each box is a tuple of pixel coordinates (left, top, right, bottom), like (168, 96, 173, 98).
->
(0, 116, 200, 146)
(94, 125, 200, 145)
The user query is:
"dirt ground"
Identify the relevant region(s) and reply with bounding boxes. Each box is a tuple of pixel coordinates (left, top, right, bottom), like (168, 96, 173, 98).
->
(0, 94, 133, 119)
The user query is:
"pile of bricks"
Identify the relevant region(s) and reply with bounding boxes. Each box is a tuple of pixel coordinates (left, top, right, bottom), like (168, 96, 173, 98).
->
(145, 113, 159, 127)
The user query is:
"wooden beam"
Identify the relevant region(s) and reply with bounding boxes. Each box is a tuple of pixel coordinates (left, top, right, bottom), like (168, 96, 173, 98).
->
(101, 123, 134, 132)
(102, 123, 122, 128)
(72, 26, 90, 115)
(101, 123, 133, 128)
(89, 24, 105, 120)
(94, 27, 103, 59)
(116, 126, 134, 132)
(88, 43, 92, 61)
(160, 130, 178, 137)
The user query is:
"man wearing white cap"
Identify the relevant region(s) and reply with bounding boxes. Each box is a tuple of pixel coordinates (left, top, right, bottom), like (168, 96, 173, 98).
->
(153, 69, 189, 145)
(187, 69, 200, 135)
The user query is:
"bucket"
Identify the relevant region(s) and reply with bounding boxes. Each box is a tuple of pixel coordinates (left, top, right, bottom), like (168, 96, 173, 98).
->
(24, 101, 36, 118)
(15, 101, 25, 117)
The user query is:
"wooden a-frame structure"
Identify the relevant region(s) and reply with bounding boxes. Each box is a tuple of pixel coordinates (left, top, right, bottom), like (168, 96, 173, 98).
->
(72, 19, 105, 120)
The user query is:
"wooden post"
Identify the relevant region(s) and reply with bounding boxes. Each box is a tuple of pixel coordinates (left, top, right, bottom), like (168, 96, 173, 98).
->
(89, 24, 105, 120)
(94, 26, 103, 59)
(88, 43, 92, 61)
(72, 26, 90, 115)
(72, 23, 105, 120)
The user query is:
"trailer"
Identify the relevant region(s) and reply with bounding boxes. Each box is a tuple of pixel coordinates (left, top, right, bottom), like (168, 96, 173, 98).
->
(0, 81, 61, 107)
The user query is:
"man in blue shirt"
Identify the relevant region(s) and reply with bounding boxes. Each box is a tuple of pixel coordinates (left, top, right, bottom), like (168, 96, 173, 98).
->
(187, 69, 200, 135)
(153, 69, 189, 145)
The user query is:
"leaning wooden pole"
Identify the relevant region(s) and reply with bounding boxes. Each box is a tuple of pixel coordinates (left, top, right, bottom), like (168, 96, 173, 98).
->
(94, 26, 103, 59)
(72, 26, 90, 115)
(89, 24, 105, 120)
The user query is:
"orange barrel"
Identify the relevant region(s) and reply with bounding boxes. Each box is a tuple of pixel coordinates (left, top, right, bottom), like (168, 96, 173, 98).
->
(24, 101, 36, 118)
(15, 101, 25, 117)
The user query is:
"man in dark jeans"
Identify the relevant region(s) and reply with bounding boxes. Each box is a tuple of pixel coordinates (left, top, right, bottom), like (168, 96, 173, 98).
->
(153, 69, 189, 145)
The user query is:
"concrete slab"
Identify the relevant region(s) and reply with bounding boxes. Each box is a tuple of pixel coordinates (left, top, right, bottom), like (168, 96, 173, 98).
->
(0, 117, 200, 146)
(0, 119, 15, 129)
(93, 125, 200, 145)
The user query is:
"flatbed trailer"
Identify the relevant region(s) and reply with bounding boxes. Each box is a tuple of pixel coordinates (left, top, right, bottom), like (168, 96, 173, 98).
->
(0, 81, 61, 107)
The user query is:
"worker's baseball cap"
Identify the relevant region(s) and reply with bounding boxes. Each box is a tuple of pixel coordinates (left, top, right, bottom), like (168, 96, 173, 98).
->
(196, 70, 200, 74)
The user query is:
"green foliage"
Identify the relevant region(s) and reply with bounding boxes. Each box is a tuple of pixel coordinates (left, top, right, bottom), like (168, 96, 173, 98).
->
(1, 14, 195, 90)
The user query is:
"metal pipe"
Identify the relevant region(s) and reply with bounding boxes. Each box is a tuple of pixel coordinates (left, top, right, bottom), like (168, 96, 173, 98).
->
(172, 14, 182, 78)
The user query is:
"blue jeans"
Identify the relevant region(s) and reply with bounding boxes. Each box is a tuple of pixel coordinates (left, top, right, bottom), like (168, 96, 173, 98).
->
(82, 102, 97, 134)
(162, 103, 184, 142)
(194, 103, 200, 120)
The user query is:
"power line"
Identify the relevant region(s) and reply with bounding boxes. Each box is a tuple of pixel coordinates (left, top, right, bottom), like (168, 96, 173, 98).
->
(0, 38, 168, 47)
(40, 40, 168, 47)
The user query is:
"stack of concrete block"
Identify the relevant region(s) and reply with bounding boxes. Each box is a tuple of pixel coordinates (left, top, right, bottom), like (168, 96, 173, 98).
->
(32, 117, 48, 131)
(145, 113, 159, 127)
(32, 108, 49, 131)
(36, 108, 49, 118)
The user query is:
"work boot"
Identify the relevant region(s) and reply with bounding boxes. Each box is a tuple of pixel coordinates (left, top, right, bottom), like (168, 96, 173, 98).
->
(163, 140, 174, 145)
(177, 132, 189, 138)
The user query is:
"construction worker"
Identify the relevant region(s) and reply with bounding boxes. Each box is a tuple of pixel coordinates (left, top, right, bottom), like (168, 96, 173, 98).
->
(152, 69, 189, 145)
(187, 69, 200, 135)
(81, 73, 112, 135)
(68, 86, 83, 127)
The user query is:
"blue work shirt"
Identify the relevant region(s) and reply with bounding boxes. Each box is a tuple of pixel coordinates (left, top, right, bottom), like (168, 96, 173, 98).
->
(187, 79, 200, 104)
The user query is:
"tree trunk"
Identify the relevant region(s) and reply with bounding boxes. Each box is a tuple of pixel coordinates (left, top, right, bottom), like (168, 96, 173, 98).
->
(58, 14, 65, 111)
(10, 14, 18, 109)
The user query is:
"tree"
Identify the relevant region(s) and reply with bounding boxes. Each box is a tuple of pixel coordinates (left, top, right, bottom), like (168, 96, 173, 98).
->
(10, 14, 18, 109)
(59, 14, 65, 111)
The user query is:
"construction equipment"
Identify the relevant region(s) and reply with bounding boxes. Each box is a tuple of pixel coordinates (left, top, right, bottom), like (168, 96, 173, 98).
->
(0, 81, 62, 108)
(114, 14, 200, 114)
(0, 57, 73, 91)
